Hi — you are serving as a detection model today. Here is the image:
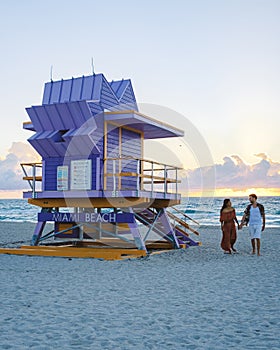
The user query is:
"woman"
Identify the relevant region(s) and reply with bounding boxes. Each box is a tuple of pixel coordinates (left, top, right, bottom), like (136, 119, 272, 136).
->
(220, 199, 240, 254)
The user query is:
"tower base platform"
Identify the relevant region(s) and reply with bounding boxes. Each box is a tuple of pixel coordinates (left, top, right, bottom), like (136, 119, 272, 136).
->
(0, 240, 199, 260)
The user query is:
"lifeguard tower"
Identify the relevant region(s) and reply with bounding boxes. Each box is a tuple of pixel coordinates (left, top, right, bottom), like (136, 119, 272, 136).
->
(5, 73, 200, 259)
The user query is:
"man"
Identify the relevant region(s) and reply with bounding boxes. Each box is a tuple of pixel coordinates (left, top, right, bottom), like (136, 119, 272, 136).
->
(241, 194, 265, 256)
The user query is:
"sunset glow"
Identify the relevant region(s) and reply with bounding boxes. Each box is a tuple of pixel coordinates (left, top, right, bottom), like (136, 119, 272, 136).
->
(181, 188, 280, 198)
(0, 190, 23, 199)
(212, 188, 280, 198)
(1, 189, 279, 200)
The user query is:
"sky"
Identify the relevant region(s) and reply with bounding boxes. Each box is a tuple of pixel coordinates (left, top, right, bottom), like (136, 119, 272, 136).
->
(0, 0, 279, 197)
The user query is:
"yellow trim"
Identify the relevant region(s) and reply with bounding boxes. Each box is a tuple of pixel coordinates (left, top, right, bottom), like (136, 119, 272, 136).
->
(106, 120, 144, 137)
(103, 121, 107, 190)
(119, 126, 122, 188)
(23, 176, 42, 181)
(21, 162, 42, 167)
(141, 134, 144, 190)
(104, 173, 181, 184)
(0, 246, 147, 260)
(27, 197, 154, 208)
(104, 110, 184, 135)
(105, 172, 139, 177)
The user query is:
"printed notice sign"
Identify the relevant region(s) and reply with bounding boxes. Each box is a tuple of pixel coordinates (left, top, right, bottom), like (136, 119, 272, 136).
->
(70, 159, 92, 190)
(57, 166, 68, 191)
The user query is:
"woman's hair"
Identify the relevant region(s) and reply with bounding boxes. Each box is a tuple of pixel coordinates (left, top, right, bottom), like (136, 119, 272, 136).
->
(220, 198, 231, 214)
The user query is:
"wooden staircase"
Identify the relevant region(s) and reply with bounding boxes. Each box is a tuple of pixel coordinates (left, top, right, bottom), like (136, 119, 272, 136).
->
(134, 207, 200, 247)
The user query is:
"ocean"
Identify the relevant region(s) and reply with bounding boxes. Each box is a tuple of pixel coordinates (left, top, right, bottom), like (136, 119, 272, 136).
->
(0, 197, 279, 227)
(179, 196, 280, 228)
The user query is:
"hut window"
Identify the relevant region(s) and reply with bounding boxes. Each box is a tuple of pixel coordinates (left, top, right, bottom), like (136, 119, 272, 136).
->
(53, 130, 69, 143)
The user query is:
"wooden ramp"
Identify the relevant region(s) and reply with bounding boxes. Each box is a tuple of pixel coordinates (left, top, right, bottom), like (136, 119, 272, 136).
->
(0, 245, 147, 260)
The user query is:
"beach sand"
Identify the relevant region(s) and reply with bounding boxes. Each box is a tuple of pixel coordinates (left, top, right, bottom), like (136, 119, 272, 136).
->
(0, 222, 279, 349)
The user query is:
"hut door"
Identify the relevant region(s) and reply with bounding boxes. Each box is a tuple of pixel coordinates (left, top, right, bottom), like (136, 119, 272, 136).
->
(120, 127, 142, 190)
(105, 123, 142, 191)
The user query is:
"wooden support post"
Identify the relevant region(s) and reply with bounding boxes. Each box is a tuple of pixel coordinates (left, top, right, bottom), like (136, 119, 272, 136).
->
(113, 159, 116, 192)
(32, 164, 36, 198)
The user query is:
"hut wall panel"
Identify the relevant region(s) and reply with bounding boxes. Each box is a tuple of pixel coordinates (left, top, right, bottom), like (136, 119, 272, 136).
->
(120, 86, 135, 104)
(100, 81, 119, 110)
(43, 157, 63, 191)
(117, 82, 138, 111)
(43, 155, 99, 191)
(94, 117, 104, 149)
(88, 102, 103, 115)
(106, 126, 119, 190)
(109, 80, 124, 98)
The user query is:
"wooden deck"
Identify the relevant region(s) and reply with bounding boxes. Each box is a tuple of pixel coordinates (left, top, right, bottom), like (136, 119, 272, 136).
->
(26, 196, 180, 208)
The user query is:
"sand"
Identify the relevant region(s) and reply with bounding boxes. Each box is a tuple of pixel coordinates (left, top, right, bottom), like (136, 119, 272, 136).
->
(0, 222, 279, 349)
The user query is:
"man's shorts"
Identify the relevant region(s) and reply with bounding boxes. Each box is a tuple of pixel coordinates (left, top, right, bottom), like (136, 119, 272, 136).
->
(249, 225, 262, 239)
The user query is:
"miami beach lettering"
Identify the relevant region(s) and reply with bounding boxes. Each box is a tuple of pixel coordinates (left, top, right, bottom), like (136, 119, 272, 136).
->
(84, 213, 116, 223)
(38, 212, 134, 223)
(51, 212, 117, 223)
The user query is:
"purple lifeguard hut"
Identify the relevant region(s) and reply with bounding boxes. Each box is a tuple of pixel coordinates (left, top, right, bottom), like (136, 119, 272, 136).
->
(19, 72, 199, 259)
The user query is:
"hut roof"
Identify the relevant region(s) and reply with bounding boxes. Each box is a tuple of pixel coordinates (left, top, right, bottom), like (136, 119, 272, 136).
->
(42, 74, 137, 112)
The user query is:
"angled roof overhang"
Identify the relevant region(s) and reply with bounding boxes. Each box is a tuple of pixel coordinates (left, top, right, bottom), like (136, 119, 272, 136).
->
(104, 110, 184, 139)
(25, 101, 95, 132)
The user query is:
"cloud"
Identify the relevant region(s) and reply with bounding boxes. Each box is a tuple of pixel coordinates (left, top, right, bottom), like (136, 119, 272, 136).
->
(182, 154, 280, 192)
(0, 142, 40, 190)
(0, 142, 279, 195)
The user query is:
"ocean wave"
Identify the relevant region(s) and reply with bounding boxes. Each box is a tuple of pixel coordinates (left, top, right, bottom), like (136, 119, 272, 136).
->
(0, 198, 279, 227)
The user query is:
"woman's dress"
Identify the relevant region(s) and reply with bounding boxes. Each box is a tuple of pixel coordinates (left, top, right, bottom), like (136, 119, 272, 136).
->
(220, 209, 237, 252)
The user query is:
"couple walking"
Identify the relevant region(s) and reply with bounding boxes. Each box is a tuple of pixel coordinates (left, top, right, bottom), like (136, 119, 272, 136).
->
(220, 194, 265, 255)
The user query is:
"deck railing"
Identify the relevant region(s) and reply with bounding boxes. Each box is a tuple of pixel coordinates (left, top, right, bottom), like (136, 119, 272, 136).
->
(21, 162, 42, 198)
(104, 156, 182, 197)
(21, 157, 182, 198)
